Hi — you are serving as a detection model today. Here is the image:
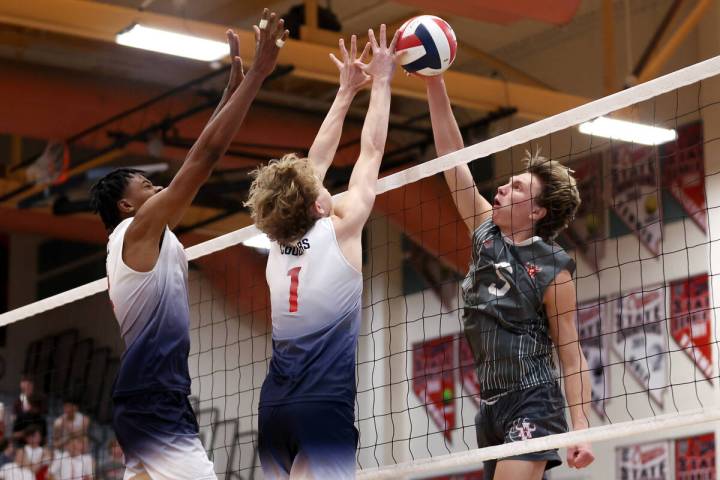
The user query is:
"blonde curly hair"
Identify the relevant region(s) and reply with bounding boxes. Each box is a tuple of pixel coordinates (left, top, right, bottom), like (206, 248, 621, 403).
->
(245, 154, 321, 245)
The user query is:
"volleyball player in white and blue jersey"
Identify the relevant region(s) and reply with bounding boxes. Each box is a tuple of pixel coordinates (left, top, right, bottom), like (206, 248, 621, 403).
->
(246, 27, 399, 479)
(89, 12, 288, 479)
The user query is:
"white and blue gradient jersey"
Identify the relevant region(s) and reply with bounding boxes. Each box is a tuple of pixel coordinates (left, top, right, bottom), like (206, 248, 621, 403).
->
(260, 217, 363, 408)
(106, 218, 192, 397)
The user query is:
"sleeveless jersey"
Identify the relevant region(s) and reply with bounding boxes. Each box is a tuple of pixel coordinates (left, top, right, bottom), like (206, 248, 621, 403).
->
(106, 218, 192, 397)
(260, 217, 363, 408)
(462, 220, 575, 397)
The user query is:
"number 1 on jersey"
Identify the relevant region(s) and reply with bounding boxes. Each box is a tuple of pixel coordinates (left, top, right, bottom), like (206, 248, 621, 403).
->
(288, 267, 301, 313)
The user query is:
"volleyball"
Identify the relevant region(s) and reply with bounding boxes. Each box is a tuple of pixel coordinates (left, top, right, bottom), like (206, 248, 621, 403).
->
(396, 15, 457, 76)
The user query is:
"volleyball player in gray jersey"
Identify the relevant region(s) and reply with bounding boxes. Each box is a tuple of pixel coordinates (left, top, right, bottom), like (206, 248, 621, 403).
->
(424, 74, 595, 479)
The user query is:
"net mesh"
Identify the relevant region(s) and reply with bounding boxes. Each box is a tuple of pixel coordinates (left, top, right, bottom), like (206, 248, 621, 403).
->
(2, 56, 720, 480)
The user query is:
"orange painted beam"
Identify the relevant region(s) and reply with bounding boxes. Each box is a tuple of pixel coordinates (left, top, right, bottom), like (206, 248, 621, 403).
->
(0, 61, 364, 168)
(375, 175, 471, 274)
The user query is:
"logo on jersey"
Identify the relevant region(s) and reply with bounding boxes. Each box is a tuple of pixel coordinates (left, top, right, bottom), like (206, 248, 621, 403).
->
(508, 417, 537, 441)
(525, 263, 542, 279)
(280, 239, 310, 256)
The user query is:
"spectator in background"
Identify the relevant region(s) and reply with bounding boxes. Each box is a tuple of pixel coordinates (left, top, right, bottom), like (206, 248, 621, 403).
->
(15, 427, 51, 480)
(0, 440, 14, 468)
(49, 435, 93, 480)
(51, 399, 89, 451)
(12, 377, 47, 443)
(0, 445, 34, 480)
(98, 439, 123, 480)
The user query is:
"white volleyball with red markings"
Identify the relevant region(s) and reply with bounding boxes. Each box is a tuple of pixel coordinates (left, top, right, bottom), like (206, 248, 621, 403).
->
(396, 15, 457, 77)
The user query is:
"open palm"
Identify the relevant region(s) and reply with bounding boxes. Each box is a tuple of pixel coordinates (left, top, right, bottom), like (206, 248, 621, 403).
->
(331, 35, 372, 93)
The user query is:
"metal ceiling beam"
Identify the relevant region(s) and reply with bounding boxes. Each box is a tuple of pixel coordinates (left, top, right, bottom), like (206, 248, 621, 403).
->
(0, 0, 590, 120)
(602, 0, 616, 94)
(637, 0, 712, 84)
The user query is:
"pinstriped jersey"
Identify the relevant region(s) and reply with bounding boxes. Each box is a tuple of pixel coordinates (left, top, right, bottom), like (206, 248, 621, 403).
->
(462, 220, 575, 397)
(261, 217, 363, 408)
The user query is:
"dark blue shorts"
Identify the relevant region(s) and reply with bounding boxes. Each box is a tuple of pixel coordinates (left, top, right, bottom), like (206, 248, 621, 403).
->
(475, 382, 568, 479)
(113, 391, 216, 479)
(258, 402, 358, 479)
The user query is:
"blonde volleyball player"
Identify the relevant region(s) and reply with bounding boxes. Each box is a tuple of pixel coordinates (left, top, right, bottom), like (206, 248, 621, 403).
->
(89, 10, 288, 480)
(245, 25, 399, 479)
(424, 75, 595, 479)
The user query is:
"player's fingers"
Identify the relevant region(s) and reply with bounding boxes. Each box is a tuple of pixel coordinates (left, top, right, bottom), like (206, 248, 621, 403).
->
(359, 42, 371, 62)
(388, 29, 400, 53)
(350, 35, 357, 60)
(339, 38, 349, 61)
(566, 448, 577, 468)
(329, 53, 343, 69)
(368, 28, 378, 51)
(379, 24, 387, 49)
(575, 450, 595, 468)
(253, 25, 261, 43)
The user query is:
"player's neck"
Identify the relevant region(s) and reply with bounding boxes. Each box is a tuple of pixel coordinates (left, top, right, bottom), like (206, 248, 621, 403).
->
(499, 225, 536, 245)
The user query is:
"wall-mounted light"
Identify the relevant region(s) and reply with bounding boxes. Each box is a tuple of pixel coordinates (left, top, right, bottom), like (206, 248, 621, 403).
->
(116, 23, 229, 62)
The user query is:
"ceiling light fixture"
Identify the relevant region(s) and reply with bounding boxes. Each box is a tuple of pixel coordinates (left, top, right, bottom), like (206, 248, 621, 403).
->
(578, 117, 677, 146)
(116, 23, 229, 62)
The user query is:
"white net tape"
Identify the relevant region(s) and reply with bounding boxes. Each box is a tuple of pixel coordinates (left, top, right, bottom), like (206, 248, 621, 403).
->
(3, 54, 720, 328)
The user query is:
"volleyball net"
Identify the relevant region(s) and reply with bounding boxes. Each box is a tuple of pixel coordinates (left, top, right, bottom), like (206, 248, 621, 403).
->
(3, 54, 720, 479)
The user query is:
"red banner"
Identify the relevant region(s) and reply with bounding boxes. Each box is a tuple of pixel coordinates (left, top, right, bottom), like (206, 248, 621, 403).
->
(675, 433, 715, 480)
(670, 274, 713, 381)
(564, 152, 606, 268)
(661, 122, 707, 232)
(457, 336, 481, 407)
(611, 144, 663, 255)
(413, 336, 456, 441)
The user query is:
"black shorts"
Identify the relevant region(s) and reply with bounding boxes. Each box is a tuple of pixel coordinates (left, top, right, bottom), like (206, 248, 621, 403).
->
(475, 382, 568, 479)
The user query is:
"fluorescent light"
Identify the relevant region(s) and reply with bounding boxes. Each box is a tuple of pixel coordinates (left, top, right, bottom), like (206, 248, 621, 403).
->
(243, 233, 271, 251)
(116, 24, 229, 62)
(579, 117, 677, 146)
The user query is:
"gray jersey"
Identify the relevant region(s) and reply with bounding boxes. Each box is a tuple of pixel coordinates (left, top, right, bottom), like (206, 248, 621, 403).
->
(462, 220, 575, 397)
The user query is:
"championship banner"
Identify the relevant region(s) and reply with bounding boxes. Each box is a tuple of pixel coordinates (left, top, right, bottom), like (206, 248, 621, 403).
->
(670, 274, 713, 381)
(457, 335, 481, 406)
(675, 433, 715, 480)
(612, 288, 668, 406)
(413, 336, 456, 441)
(564, 152, 606, 268)
(577, 299, 610, 419)
(617, 440, 671, 480)
(611, 144, 662, 255)
(661, 122, 707, 232)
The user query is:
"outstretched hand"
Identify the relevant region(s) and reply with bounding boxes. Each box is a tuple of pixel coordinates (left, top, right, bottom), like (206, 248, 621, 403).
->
(361, 24, 400, 82)
(330, 35, 372, 94)
(214, 29, 244, 113)
(250, 8, 290, 78)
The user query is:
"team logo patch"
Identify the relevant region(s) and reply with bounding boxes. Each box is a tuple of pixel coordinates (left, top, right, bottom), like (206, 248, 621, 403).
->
(509, 417, 537, 441)
(525, 263, 542, 278)
(482, 238, 494, 250)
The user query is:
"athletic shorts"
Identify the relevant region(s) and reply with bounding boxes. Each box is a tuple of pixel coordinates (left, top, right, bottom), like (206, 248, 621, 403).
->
(258, 402, 358, 479)
(112, 391, 216, 480)
(475, 382, 568, 479)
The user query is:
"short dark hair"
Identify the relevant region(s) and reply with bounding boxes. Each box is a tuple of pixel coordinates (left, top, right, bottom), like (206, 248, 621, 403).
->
(23, 425, 41, 438)
(89, 168, 145, 231)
